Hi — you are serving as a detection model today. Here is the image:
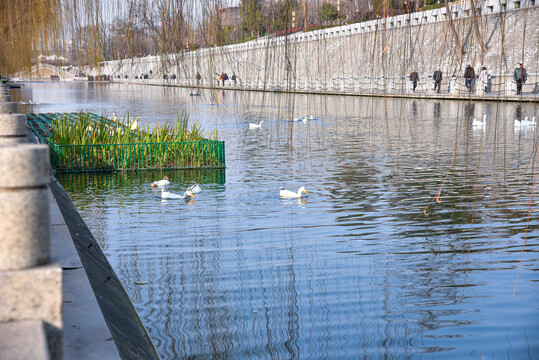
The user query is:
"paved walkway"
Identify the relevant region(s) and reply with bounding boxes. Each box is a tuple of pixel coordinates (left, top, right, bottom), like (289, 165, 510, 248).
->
(106, 79, 539, 103)
(49, 175, 161, 359)
(49, 184, 121, 360)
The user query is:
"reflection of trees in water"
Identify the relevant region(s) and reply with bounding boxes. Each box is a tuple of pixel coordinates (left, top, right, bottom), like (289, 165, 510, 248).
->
(323, 98, 539, 353)
(515, 104, 523, 120)
(58, 169, 225, 195)
(57, 169, 225, 250)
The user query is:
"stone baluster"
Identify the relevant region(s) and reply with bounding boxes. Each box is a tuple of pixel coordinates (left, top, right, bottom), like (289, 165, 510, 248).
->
(449, 77, 459, 95)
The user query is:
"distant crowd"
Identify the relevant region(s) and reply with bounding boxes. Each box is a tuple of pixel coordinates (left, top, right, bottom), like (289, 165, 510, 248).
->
(409, 62, 528, 95)
(100, 62, 530, 96)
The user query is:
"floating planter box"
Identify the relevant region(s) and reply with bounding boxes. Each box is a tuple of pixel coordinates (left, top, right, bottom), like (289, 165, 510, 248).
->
(27, 113, 225, 173)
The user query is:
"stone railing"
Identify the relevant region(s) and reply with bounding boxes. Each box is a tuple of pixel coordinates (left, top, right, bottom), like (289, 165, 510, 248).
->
(0, 83, 62, 359)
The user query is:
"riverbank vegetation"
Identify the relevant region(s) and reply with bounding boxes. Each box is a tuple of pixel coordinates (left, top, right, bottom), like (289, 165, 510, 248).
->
(40, 112, 224, 172)
(51, 111, 217, 146)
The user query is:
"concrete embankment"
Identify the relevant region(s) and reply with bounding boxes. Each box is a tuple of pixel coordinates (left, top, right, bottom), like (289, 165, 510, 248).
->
(97, 0, 538, 101)
(49, 177, 161, 360)
(0, 83, 160, 359)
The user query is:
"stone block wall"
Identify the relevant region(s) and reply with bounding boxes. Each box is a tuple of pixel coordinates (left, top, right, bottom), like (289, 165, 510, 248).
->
(98, 1, 537, 97)
(0, 83, 62, 360)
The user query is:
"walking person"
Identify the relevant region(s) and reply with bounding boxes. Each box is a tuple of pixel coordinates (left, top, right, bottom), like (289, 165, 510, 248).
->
(231, 73, 237, 85)
(478, 67, 489, 93)
(513, 63, 527, 95)
(433, 69, 442, 93)
(464, 64, 475, 92)
(196, 72, 201, 85)
(410, 70, 419, 93)
(220, 72, 226, 86)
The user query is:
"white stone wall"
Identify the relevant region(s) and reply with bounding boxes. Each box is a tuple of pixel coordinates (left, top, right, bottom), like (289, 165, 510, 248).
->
(97, 1, 538, 95)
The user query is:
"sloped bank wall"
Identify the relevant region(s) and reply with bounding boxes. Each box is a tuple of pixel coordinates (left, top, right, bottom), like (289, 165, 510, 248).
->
(99, 0, 537, 88)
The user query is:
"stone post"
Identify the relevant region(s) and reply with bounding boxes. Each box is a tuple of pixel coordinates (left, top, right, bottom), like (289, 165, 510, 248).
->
(0, 113, 28, 144)
(0, 91, 28, 144)
(0, 144, 51, 269)
(0, 101, 18, 114)
(449, 77, 459, 95)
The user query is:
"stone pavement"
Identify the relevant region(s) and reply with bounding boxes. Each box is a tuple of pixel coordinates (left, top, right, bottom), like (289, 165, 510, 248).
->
(49, 184, 122, 360)
(49, 177, 161, 360)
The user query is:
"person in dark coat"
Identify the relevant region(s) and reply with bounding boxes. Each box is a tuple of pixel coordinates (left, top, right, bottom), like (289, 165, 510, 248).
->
(196, 72, 201, 85)
(433, 69, 442, 93)
(231, 73, 237, 85)
(464, 65, 475, 92)
(513, 63, 527, 95)
(410, 71, 419, 92)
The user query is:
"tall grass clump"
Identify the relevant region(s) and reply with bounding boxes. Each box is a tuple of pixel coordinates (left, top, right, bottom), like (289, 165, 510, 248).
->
(48, 111, 223, 172)
(51, 111, 217, 145)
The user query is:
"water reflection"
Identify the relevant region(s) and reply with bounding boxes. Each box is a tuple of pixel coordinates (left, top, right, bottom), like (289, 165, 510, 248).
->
(24, 82, 539, 359)
(515, 104, 523, 120)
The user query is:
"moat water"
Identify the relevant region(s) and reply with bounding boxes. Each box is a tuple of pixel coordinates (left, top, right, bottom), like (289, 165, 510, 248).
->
(16, 82, 539, 359)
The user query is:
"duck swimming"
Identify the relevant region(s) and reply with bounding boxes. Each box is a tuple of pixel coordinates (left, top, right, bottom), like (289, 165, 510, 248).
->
(151, 176, 170, 188)
(249, 120, 264, 129)
(279, 186, 308, 198)
(161, 188, 195, 199)
(188, 183, 202, 194)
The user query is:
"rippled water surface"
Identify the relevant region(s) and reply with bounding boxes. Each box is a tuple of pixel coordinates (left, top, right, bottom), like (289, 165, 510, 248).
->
(17, 82, 539, 359)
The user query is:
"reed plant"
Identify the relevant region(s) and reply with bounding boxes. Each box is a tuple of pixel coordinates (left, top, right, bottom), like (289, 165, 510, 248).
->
(48, 111, 223, 172)
(50, 111, 217, 145)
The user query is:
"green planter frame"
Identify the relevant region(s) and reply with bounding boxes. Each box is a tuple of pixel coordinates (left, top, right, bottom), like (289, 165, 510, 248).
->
(28, 113, 225, 173)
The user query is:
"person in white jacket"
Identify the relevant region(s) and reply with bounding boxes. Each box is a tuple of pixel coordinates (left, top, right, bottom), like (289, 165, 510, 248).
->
(478, 67, 489, 93)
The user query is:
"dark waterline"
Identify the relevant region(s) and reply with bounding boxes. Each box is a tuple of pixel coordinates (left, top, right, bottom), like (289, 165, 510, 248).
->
(16, 82, 539, 359)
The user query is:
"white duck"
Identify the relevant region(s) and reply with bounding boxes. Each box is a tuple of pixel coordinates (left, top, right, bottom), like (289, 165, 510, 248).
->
(249, 120, 264, 129)
(150, 176, 171, 188)
(472, 114, 486, 127)
(515, 116, 536, 128)
(161, 188, 195, 199)
(188, 183, 202, 194)
(294, 115, 314, 123)
(279, 186, 308, 198)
